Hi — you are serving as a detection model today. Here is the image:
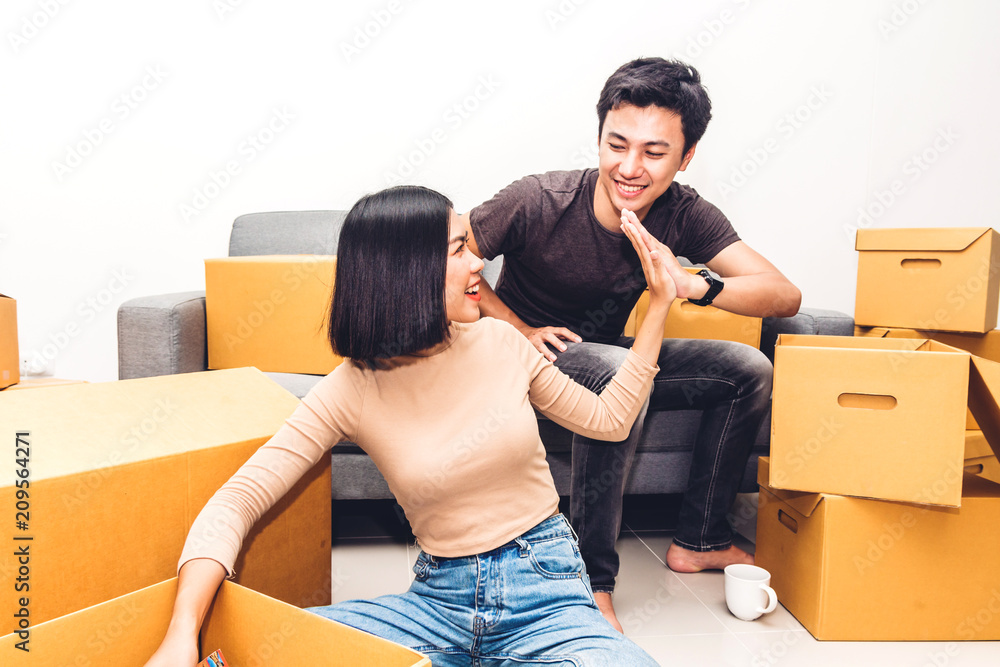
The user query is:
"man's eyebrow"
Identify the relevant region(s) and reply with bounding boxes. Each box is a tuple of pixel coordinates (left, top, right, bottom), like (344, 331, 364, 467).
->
(607, 131, 672, 148)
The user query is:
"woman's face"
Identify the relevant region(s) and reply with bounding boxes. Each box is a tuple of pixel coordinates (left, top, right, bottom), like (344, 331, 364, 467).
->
(444, 210, 485, 323)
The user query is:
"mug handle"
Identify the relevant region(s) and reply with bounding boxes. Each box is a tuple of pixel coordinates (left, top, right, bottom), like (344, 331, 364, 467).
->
(757, 585, 778, 614)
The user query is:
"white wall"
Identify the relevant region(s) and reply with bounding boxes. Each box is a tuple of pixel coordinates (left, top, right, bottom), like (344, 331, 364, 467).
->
(3, 0, 997, 382)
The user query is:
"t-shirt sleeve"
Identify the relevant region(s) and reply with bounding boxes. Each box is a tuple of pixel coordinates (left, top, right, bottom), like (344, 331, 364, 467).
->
(497, 322, 658, 440)
(674, 188, 741, 265)
(468, 176, 543, 260)
(177, 367, 363, 576)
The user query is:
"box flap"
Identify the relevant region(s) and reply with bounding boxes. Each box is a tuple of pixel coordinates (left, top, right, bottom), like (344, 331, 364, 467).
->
(969, 356, 1000, 461)
(855, 227, 991, 252)
(757, 457, 825, 517)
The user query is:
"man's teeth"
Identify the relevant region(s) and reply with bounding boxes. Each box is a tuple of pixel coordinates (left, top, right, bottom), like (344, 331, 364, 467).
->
(618, 183, 645, 193)
(465, 285, 479, 295)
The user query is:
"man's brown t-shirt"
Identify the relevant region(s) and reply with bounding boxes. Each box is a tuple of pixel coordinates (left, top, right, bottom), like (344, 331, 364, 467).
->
(470, 169, 739, 343)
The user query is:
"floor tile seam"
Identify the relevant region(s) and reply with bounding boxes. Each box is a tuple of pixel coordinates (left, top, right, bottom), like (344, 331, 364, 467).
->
(624, 524, 754, 656)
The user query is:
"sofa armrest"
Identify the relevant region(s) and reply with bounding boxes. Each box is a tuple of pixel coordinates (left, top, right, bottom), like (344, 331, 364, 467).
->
(759, 307, 854, 362)
(117, 291, 208, 379)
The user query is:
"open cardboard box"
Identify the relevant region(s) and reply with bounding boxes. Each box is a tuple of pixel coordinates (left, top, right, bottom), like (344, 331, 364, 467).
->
(756, 457, 1000, 641)
(854, 227, 1000, 333)
(1, 578, 430, 666)
(206, 255, 344, 375)
(769, 334, 1000, 506)
(0, 293, 18, 389)
(856, 326, 1000, 428)
(0, 368, 331, 634)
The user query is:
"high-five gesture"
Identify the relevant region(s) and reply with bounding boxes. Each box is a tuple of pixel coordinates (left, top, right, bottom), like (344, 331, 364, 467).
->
(619, 208, 676, 366)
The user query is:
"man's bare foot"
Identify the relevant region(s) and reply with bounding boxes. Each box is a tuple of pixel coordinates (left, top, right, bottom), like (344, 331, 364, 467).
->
(593, 591, 624, 633)
(665, 543, 754, 573)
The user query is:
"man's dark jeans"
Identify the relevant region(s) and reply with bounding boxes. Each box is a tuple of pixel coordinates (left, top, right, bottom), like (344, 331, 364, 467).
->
(553, 336, 773, 593)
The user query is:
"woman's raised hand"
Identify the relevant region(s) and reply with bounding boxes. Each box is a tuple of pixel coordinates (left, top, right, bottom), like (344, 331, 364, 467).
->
(620, 209, 678, 309)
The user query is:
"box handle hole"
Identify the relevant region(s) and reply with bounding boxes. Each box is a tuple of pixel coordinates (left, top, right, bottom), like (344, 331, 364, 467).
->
(777, 509, 798, 534)
(838, 392, 897, 410)
(965, 463, 984, 474)
(900, 258, 942, 270)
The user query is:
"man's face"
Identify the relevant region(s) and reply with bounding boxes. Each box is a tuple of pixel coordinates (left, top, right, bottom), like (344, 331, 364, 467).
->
(594, 102, 696, 225)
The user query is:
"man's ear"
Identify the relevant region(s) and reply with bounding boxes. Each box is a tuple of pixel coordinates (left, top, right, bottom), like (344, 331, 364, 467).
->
(679, 143, 697, 171)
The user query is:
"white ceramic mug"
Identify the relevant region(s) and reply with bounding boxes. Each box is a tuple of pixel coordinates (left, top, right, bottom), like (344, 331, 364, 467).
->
(724, 564, 778, 621)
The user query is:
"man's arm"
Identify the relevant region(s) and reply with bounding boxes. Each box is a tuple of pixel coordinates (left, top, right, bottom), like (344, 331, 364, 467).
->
(458, 212, 581, 361)
(651, 238, 801, 318)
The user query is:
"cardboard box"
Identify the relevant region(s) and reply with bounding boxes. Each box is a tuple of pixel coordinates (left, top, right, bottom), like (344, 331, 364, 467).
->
(770, 334, 1000, 506)
(756, 457, 1000, 641)
(855, 327, 1000, 428)
(0, 294, 18, 389)
(626, 269, 762, 347)
(966, 430, 1000, 485)
(206, 255, 343, 375)
(855, 227, 1000, 333)
(1, 579, 430, 666)
(0, 368, 331, 634)
(0, 377, 86, 391)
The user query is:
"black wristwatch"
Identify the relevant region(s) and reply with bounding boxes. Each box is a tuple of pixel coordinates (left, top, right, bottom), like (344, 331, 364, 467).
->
(687, 269, 724, 306)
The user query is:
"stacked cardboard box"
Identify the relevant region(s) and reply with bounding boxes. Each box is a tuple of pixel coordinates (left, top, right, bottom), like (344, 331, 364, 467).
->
(756, 227, 1000, 640)
(205, 255, 344, 375)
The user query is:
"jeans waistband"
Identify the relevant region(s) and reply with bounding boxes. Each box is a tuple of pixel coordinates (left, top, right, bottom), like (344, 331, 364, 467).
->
(428, 514, 571, 563)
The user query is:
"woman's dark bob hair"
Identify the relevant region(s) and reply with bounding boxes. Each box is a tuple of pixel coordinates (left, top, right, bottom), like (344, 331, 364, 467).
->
(328, 185, 454, 364)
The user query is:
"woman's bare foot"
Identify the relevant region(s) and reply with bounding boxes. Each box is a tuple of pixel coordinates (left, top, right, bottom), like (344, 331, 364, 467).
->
(665, 543, 754, 573)
(593, 591, 624, 633)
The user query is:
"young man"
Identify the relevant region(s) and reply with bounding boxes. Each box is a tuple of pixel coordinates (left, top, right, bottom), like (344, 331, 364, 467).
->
(458, 57, 801, 630)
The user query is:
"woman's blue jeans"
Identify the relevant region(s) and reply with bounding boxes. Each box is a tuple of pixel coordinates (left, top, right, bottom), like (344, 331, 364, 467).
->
(554, 337, 773, 593)
(306, 515, 658, 666)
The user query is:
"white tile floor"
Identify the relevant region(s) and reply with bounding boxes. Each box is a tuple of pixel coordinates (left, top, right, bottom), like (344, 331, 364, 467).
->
(328, 495, 1000, 666)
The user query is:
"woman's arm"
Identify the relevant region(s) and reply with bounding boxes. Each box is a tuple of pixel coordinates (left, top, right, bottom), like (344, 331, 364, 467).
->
(143, 559, 228, 666)
(525, 210, 676, 440)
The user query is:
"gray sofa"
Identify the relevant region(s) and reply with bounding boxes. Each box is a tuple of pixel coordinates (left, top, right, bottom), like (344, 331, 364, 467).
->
(118, 211, 854, 502)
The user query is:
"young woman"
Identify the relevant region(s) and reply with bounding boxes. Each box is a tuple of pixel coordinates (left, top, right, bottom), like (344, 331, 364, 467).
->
(145, 185, 676, 666)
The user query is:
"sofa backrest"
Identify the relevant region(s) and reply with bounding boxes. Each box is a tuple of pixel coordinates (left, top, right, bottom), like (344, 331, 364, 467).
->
(229, 211, 347, 256)
(228, 209, 505, 286)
